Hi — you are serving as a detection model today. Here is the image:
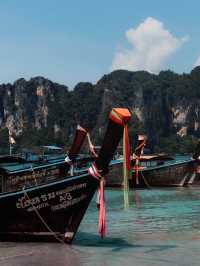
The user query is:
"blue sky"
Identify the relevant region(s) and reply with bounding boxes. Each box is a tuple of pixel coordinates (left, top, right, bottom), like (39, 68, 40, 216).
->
(0, 0, 200, 89)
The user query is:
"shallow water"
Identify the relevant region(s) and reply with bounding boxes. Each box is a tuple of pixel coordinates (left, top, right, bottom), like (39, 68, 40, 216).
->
(1, 188, 200, 266)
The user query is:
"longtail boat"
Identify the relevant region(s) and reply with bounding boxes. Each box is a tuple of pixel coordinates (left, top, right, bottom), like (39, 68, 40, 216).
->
(131, 154, 196, 188)
(0, 108, 131, 243)
(107, 136, 200, 188)
(131, 136, 200, 188)
(0, 125, 89, 193)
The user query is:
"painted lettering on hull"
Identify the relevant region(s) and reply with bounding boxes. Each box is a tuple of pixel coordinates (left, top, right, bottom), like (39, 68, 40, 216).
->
(16, 183, 87, 212)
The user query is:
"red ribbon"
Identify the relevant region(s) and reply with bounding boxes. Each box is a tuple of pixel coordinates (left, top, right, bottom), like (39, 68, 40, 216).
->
(135, 158, 139, 184)
(98, 179, 106, 238)
(88, 164, 106, 238)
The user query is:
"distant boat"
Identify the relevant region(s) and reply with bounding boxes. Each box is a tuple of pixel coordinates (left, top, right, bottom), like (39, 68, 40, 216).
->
(106, 137, 200, 188)
(0, 124, 89, 193)
(0, 108, 131, 243)
(131, 154, 197, 188)
(131, 136, 200, 188)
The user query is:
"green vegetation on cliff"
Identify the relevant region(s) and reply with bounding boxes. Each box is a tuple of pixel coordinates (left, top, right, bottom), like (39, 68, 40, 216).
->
(0, 67, 200, 154)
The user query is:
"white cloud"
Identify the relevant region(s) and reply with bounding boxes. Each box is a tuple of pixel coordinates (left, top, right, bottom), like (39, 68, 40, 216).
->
(111, 17, 188, 73)
(194, 56, 200, 67)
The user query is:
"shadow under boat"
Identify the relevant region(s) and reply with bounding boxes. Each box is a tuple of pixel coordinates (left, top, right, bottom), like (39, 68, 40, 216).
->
(75, 231, 177, 254)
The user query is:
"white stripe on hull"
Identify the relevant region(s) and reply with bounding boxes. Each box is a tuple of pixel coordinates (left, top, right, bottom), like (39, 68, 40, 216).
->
(187, 172, 196, 185)
(179, 173, 189, 187)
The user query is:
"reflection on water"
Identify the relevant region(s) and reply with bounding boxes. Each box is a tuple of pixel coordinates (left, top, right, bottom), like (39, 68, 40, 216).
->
(74, 188, 200, 266)
(1, 188, 200, 265)
(79, 188, 200, 239)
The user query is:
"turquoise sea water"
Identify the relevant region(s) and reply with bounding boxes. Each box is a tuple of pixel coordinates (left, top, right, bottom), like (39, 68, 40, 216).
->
(1, 188, 200, 265)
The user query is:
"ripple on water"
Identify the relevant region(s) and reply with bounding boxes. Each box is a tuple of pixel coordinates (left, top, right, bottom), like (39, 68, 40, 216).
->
(2, 188, 200, 266)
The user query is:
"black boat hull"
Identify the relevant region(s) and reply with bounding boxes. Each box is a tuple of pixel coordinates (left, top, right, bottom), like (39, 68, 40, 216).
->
(0, 108, 132, 243)
(0, 173, 98, 243)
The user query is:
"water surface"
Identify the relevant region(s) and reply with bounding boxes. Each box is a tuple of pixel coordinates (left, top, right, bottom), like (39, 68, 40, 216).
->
(1, 188, 200, 265)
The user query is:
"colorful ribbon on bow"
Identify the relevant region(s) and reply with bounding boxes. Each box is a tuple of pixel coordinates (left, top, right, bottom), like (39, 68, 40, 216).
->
(88, 163, 106, 238)
(123, 124, 131, 209)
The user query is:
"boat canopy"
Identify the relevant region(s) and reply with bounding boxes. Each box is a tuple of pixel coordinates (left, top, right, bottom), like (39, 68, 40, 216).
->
(0, 156, 28, 164)
(42, 145, 63, 150)
(132, 153, 174, 161)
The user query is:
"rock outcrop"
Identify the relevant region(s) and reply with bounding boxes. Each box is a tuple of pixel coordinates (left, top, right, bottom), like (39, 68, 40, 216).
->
(0, 67, 200, 152)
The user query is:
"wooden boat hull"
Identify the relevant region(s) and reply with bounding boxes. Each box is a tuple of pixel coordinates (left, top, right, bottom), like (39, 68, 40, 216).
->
(131, 159, 196, 188)
(105, 158, 197, 188)
(189, 160, 200, 186)
(0, 173, 98, 243)
(106, 159, 124, 187)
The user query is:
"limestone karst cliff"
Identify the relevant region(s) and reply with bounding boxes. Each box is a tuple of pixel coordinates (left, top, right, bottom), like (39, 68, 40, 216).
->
(0, 67, 200, 153)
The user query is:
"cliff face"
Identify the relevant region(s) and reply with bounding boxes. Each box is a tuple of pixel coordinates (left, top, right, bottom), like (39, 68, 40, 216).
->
(0, 77, 69, 134)
(0, 67, 200, 152)
(93, 68, 200, 149)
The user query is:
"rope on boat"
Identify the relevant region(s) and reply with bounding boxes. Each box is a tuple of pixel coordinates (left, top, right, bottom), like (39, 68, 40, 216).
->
(140, 171, 152, 189)
(86, 133, 98, 158)
(22, 188, 65, 244)
(187, 172, 196, 185)
(179, 173, 190, 186)
(30, 165, 38, 186)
